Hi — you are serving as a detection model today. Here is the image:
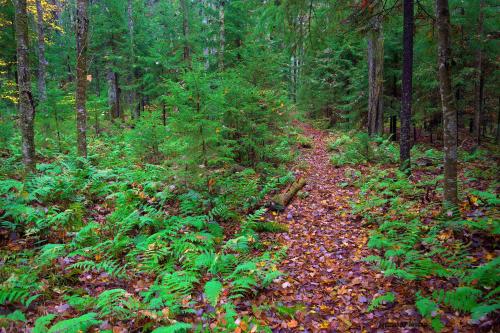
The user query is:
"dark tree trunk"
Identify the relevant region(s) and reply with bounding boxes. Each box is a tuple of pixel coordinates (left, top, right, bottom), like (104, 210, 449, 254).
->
(473, 0, 485, 149)
(76, 0, 88, 157)
(390, 115, 397, 140)
(436, 0, 458, 207)
(35, 0, 47, 102)
(496, 97, 500, 144)
(162, 104, 167, 126)
(15, 0, 36, 171)
(400, 0, 413, 171)
(367, 13, 384, 136)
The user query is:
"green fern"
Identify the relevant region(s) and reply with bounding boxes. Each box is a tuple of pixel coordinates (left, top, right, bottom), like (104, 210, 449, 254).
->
(204, 279, 223, 306)
(69, 259, 127, 278)
(95, 289, 138, 319)
(33, 314, 56, 333)
(432, 287, 482, 312)
(151, 322, 192, 333)
(367, 292, 395, 312)
(47, 313, 102, 333)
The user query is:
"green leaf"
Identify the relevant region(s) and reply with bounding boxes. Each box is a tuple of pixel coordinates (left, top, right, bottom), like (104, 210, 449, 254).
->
(204, 279, 223, 306)
(151, 322, 192, 333)
(48, 313, 101, 333)
(33, 314, 56, 333)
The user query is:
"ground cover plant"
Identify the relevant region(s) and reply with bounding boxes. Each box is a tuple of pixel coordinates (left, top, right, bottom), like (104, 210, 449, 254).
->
(1, 0, 499, 332)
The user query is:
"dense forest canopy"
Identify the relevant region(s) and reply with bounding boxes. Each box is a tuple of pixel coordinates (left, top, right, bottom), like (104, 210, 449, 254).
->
(0, 0, 498, 332)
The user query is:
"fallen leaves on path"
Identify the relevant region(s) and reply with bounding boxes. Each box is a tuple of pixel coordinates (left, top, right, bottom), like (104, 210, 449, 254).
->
(242, 123, 481, 332)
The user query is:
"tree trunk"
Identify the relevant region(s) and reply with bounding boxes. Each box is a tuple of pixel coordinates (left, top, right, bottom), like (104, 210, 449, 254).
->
(436, 0, 458, 207)
(107, 70, 120, 119)
(400, 0, 413, 171)
(496, 96, 500, 145)
(35, 0, 47, 102)
(219, 0, 225, 71)
(473, 0, 485, 149)
(76, 0, 88, 158)
(367, 14, 384, 136)
(127, 0, 138, 119)
(180, 0, 190, 63)
(15, 0, 36, 172)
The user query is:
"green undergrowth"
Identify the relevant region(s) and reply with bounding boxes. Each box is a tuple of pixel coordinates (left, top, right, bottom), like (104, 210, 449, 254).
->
(0, 105, 300, 331)
(343, 134, 500, 332)
(328, 132, 399, 166)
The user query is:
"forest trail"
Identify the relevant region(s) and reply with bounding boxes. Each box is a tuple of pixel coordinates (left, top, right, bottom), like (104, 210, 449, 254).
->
(260, 123, 417, 332)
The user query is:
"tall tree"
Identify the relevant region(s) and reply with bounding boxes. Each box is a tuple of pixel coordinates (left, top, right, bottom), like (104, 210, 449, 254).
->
(76, 0, 89, 157)
(473, 0, 484, 149)
(14, 0, 36, 171)
(367, 9, 384, 136)
(400, 0, 413, 171)
(436, 0, 458, 207)
(219, 0, 225, 71)
(127, 0, 138, 119)
(35, 0, 47, 102)
(180, 0, 190, 62)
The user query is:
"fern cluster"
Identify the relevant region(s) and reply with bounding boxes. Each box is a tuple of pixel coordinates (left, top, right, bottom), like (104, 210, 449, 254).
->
(352, 161, 500, 331)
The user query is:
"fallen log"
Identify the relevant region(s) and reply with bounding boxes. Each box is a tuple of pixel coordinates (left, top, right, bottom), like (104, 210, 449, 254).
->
(269, 177, 306, 211)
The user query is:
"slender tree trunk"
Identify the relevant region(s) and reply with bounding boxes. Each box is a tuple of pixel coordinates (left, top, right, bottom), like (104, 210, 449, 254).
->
(496, 96, 500, 144)
(219, 0, 225, 71)
(15, 0, 36, 171)
(473, 0, 485, 149)
(367, 14, 384, 136)
(107, 70, 120, 119)
(35, 0, 47, 102)
(127, 0, 138, 119)
(180, 0, 190, 63)
(400, 0, 413, 171)
(436, 0, 458, 207)
(76, 0, 88, 157)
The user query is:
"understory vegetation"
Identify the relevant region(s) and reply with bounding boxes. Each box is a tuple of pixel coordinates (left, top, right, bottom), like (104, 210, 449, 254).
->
(1, 0, 499, 331)
(0, 103, 298, 331)
(330, 133, 499, 331)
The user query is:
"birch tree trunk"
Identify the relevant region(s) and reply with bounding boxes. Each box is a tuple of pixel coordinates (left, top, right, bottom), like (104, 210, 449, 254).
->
(436, 0, 458, 207)
(219, 0, 225, 71)
(473, 0, 484, 149)
(367, 14, 384, 136)
(35, 0, 47, 102)
(76, 0, 88, 157)
(400, 0, 413, 171)
(15, 0, 36, 171)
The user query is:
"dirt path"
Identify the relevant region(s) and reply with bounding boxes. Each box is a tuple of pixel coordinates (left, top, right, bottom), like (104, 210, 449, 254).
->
(260, 124, 419, 332)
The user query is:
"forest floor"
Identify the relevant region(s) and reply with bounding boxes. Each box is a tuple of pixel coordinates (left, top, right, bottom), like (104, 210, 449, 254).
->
(247, 123, 478, 332)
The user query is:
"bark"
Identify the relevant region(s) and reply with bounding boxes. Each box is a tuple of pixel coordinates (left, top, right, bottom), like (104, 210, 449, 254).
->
(473, 0, 485, 149)
(496, 97, 500, 145)
(127, 0, 138, 119)
(180, 0, 190, 62)
(107, 70, 120, 119)
(15, 0, 36, 171)
(436, 0, 458, 207)
(76, 0, 88, 157)
(219, 0, 225, 71)
(400, 0, 413, 171)
(35, 0, 47, 102)
(367, 14, 384, 136)
(271, 178, 306, 210)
